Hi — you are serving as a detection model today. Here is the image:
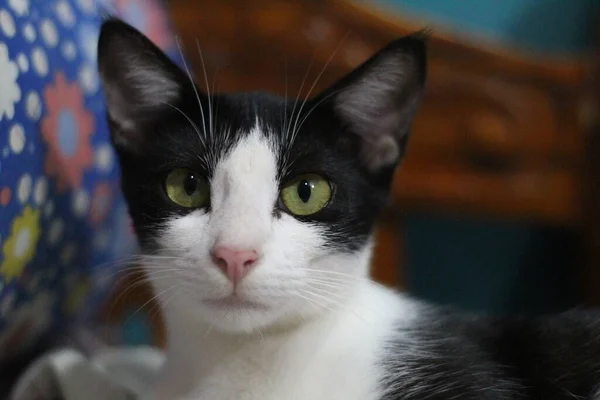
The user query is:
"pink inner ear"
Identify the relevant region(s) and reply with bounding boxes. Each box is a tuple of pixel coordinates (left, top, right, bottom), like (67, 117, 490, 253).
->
(362, 135, 400, 172)
(326, 37, 425, 172)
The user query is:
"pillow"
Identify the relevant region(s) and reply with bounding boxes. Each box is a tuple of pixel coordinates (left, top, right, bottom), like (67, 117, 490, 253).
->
(0, 0, 181, 364)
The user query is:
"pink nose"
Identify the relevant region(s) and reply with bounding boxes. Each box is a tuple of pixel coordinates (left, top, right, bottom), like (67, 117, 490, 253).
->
(211, 246, 259, 285)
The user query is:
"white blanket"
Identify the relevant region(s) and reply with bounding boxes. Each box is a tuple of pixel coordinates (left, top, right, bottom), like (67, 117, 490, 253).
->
(10, 346, 164, 400)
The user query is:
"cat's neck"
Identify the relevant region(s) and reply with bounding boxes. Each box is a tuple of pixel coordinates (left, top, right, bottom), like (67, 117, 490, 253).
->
(152, 278, 420, 400)
(155, 279, 357, 393)
(152, 281, 418, 400)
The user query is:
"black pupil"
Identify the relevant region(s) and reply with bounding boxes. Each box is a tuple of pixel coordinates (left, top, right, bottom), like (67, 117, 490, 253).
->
(183, 174, 198, 195)
(297, 180, 312, 203)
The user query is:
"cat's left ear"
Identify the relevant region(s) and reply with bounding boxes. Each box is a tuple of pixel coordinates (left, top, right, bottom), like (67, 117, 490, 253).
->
(319, 34, 427, 172)
(97, 19, 190, 152)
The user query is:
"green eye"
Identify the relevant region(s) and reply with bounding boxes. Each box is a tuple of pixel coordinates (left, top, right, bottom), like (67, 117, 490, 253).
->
(164, 168, 209, 208)
(280, 174, 332, 216)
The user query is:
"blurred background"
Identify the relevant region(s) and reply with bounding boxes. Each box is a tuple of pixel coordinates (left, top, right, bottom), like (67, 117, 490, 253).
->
(1, 0, 600, 388)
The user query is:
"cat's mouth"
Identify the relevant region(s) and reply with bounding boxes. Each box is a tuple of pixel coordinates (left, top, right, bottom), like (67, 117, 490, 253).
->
(203, 295, 267, 310)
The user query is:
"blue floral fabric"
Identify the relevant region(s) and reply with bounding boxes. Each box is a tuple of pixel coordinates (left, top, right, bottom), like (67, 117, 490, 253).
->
(0, 0, 180, 362)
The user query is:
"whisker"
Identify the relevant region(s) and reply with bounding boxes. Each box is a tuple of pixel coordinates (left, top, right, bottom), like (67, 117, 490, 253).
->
(90, 253, 150, 269)
(307, 279, 353, 292)
(176, 37, 208, 140)
(203, 322, 215, 338)
(306, 276, 358, 286)
(105, 278, 154, 319)
(151, 289, 180, 323)
(294, 291, 336, 314)
(294, 88, 343, 136)
(289, 31, 350, 146)
(96, 254, 181, 272)
(300, 289, 369, 323)
(196, 39, 213, 139)
(299, 288, 343, 308)
(303, 268, 362, 278)
(282, 55, 288, 151)
(211, 66, 220, 141)
(286, 50, 316, 144)
(105, 267, 198, 318)
(306, 285, 350, 302)
(98, 262, 178, 281)
(124, 283, 183, 325)
(163, 102, 205, 146)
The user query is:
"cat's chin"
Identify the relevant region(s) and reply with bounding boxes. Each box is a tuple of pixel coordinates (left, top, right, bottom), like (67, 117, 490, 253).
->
(202, 295, 268, 311)
(180, 295, 315, 336)
(197, 307, 288, 335)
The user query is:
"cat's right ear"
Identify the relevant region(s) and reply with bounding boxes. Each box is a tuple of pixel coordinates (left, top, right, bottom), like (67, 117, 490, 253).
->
(314, 33, 427, 173)
(97, 19, 190, 152)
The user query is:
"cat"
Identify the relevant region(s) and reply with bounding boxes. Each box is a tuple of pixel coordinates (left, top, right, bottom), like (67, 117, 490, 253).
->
(98, 19, 600, 400)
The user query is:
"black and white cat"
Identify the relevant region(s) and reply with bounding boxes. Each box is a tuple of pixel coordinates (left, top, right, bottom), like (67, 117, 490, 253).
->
(98, 19, 600, 400)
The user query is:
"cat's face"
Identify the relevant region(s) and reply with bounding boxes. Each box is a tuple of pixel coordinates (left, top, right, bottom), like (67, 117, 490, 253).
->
(98, 20, 426, 334)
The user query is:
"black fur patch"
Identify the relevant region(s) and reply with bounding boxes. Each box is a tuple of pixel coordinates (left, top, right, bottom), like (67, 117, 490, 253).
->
(381, 307, 600, 399)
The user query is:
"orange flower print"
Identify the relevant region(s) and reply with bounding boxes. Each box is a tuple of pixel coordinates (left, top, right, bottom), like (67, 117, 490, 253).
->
(41, 72, 94, 192)
(89, 182, 113, 225)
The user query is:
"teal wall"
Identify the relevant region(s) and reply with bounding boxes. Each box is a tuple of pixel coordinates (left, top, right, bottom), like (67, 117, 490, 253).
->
(374, 0, 598, 55)
(403, 215, 579, 314)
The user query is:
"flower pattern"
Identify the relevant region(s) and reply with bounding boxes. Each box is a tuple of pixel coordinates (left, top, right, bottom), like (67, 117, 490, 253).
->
(1, 206, 41, 282)
(89, 182, 113, 225)
(0, 0, 181, 362)
(0, 41, 21, 122)
(8, 0, 29, 17)
(41, 72, 94, 192)
(76, 22, 99, 63)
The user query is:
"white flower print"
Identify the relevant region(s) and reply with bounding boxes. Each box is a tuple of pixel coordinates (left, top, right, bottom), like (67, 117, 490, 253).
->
(40, 19, 59, 48)
(76, 0, 95, 15)
(31, 46, 48, 76)
(8, 0, 28, 17)
(77, 23, 99, 63)
(61, 40, 76, 60)
(0, 9, 16, 38)
(55, 0, 75, 27)
(0, 42, 21, 122)
(16, 53, 28, 72)
(22, 23, 36, 42)
(78, 63, 98, 94)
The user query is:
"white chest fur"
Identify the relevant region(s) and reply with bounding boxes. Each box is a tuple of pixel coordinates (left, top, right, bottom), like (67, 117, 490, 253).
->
(146, 283, 418, 400)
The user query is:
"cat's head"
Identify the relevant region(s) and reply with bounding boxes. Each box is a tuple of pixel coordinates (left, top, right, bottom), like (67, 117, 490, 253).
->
(98, 20, 426, 334)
